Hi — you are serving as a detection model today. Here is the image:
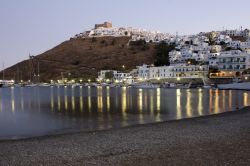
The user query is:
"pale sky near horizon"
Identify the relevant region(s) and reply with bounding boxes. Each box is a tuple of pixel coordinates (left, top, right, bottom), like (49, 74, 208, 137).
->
(1, 0, 250, 68)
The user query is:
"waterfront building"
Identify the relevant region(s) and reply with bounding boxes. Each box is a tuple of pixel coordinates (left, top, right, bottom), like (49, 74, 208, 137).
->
(97, 70, 131, 83)
(97, 70, 117, 82)
(212, 50, 250, 78)
(137, 64, 208, 80)
(113, 72, 131, 82)
(137, 64, 151, 80)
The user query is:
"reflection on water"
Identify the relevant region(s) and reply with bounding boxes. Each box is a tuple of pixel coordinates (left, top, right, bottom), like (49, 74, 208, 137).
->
(11, 87, 15, 112)
(244, 92, 248, 106)
(0, 86, 250, 139)
(80, 87, 83, 112)
(176, 89, 181, 119)
(198, 89, 203, 116)
(186, 90, 192, 117)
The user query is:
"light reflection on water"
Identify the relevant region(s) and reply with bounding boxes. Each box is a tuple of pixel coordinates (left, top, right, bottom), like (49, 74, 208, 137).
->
(0, 86, 249, 139)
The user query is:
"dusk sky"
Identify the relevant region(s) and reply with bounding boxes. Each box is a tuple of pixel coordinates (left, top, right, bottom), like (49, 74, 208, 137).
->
(1, 0, 250, 68)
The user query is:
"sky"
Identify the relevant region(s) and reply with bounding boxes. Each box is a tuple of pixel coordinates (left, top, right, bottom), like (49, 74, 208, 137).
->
(1, 0, 250, 68)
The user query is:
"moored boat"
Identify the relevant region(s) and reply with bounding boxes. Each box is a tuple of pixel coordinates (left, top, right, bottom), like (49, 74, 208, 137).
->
(218, 82, 250, 90)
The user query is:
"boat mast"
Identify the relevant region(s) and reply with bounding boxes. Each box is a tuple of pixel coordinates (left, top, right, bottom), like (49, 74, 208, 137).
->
(2, 62, 4, 81)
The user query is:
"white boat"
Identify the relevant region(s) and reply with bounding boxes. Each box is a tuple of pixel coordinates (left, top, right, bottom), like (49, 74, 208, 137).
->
(203, 85, 211, 89)
(162, 83, 189, 89)
(218, 82, 250, 90)
(131, 83, 160, 89)
(26, 83, 38, 87)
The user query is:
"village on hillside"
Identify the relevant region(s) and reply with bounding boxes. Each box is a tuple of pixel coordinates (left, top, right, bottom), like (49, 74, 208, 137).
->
(73, 22, 250, 87)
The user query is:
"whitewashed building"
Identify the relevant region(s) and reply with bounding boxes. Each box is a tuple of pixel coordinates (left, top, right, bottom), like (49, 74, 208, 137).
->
(217, 50, 250, 72)
(136, 64, 208, 80)
(137, 64, 151, 80)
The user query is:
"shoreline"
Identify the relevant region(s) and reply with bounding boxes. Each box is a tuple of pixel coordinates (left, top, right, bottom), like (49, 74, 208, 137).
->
(0, 106, 249, 165)
(0, 106, 248, 142)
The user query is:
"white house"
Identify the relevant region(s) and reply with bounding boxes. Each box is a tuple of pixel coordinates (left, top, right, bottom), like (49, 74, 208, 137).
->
(137, 64, 151, 80)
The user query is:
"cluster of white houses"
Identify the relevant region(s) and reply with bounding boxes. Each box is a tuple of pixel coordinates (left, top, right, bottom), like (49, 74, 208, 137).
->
(74, 22, 171, 43)
(97, 50, 250, 83)
(76, 22, 250, 82)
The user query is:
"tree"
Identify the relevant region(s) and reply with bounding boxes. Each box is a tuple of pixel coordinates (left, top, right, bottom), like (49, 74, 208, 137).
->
(154, 42, 175, 66)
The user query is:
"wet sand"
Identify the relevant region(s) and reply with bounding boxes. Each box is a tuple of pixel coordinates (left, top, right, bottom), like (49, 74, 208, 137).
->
(0, 107, 250, 166)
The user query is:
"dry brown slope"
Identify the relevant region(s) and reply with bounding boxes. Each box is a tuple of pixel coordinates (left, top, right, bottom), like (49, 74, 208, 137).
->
(1, 36, 157, 82)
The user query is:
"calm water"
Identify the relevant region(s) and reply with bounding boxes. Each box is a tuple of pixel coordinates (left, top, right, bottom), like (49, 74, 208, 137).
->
(0, 86, 249, 139)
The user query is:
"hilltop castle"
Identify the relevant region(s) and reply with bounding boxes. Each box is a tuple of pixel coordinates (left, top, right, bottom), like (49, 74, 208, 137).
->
(95, 22, 113, 29)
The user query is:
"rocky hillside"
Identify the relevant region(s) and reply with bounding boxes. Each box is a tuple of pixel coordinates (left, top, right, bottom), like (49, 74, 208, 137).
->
(1, 37, 157, 82)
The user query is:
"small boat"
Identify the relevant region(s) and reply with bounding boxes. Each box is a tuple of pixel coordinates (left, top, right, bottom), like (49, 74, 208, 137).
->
(203, 85, 211, 89)
(131, 83, 160, 89)
(26, 83, 38, 87)
(162, 83, 189, 89)
(218, 82, 250, 90)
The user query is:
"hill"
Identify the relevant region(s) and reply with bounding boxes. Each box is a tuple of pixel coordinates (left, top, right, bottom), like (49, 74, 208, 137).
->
(1, 36, 157, 82)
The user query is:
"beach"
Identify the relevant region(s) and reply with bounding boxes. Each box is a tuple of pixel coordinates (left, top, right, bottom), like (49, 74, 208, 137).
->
(0, 107, 249, 166)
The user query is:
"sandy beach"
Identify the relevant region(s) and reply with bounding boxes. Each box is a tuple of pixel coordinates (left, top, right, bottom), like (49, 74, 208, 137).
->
(0, 107, 249, 166)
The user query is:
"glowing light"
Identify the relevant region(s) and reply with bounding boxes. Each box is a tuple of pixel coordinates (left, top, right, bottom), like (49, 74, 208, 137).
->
(198, 89, 203, 116)
(107, 88, 110, 112)
(97, 87, 103, 112)
(122, 87, 127, 118)
(186, 90, 191, 117)
(138, 89, 143, 112)
(11, 88, 15, 112)
(156, 88, 160, 112)
(64, 87, 68, 111)
(71, 88, 75, 112)
(80, 88, 83, 112)
(209, 89, 213, 113)
(244, 92, 249, 106)
(88, 88, 91, 112)
(214, 89, 219, 113)
(177, 77, 181, 81)
(150, 91, 154, 115)
(229, 90, 232, 111)
(50, 87, 54, 111)
(176, 89, 181, 119)
(122, 87, 127, 114)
